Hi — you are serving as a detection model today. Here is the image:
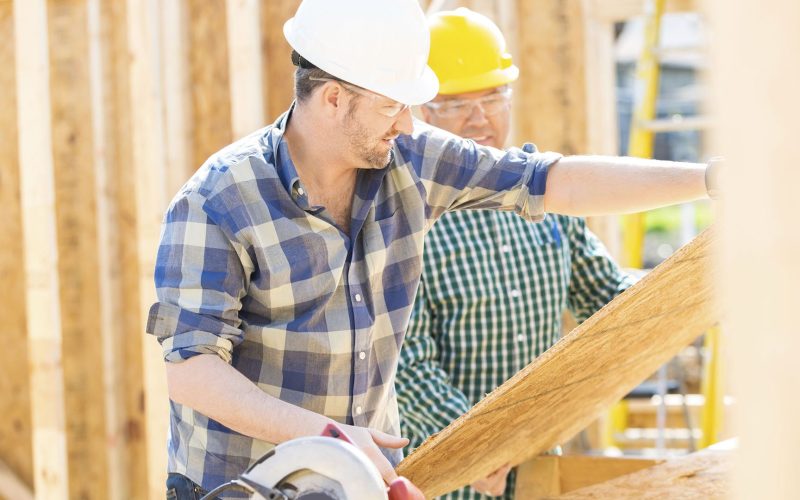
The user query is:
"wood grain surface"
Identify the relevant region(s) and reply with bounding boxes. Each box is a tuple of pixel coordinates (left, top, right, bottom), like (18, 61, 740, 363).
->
(552, 449, 730, 499)
(397, 229, 718, 498)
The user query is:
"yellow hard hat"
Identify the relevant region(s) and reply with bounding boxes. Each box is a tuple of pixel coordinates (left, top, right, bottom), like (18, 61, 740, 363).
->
(427, 8, 519, 95)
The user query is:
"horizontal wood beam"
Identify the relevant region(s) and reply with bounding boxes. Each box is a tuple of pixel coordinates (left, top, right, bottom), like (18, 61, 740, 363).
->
(587, 0, 700, 23)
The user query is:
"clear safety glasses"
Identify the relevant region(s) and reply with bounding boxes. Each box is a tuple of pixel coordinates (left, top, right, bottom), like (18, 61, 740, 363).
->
(309, 77, 410, 118)
(424, 88, 512, 119)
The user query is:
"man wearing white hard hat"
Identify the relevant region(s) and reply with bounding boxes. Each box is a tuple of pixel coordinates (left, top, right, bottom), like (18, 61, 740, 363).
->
(146, 0, 720, 497)
(396, 9, 635, 499)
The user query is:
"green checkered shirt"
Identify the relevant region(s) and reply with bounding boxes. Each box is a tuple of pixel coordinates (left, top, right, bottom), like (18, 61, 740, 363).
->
(396, 210, 634, 499)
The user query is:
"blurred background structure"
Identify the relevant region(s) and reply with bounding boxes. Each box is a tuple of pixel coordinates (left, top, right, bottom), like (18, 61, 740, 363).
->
(0, 0, 797, 498)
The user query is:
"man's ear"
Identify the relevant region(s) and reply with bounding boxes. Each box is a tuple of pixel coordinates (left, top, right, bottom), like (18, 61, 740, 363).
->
(318, 82, 346, 117)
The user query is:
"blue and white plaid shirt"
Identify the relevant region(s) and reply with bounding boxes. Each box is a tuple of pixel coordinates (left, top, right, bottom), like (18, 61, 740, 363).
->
(146, 106, 561, 492)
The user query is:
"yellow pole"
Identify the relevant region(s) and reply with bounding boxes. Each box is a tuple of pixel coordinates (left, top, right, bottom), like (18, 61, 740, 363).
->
(699, 327, 723, 448)
(622, 0, 666, 269)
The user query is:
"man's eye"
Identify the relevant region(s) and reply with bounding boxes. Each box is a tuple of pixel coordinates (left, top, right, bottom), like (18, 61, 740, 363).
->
(444, 102, 469, 111)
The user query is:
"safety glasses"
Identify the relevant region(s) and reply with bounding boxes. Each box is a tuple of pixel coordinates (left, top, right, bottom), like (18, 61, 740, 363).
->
(424, 88, 512, 119)
(309, 77, 410, 118)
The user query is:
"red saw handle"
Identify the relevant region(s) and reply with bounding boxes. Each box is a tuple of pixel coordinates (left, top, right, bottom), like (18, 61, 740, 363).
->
(321, 424, 424, 499)
(320, 423, 355, 444)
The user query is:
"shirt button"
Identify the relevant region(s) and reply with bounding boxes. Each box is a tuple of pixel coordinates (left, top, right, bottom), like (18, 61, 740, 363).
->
(359, 351, 366, 360)
(297, 187, 305, 196)
(500, 244, 511, 253)
(354, 293, 362, 302)
(517, 334, 525, 342)
(355, 406, 363, 415)
(510, 289, 520, 298)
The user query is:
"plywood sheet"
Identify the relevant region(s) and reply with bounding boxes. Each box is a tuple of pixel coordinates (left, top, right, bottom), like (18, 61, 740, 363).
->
(397, 229, 718, 497)
(553, 449, 730, 499)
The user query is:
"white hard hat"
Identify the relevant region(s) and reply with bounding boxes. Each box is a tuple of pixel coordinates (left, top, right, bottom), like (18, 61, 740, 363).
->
(283, 0, 440, 106)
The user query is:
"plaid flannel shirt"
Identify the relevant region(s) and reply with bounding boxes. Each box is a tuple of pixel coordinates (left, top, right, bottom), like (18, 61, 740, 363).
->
(397, 211, 634, 499)
(145, 106, 562, 493)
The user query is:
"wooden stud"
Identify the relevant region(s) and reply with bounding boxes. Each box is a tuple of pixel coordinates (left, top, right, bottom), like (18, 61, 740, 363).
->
(0, 0, 34, 493)
(13, 0, 69, 496)
(162, 0, 195, 191)
(397, 230, 719, 497)
(710, 0, 800, 497)
(126, 0, 171, 497)
(261, 0, 301, 119)
(582, 1, 624, 256)
(87, 0, 130, 496)
(104, 0, 149, 496)
(226, 0, 264, 139)
(188, 0, 232, 168)
(513, 0, 587, 155)
(47, 0, 110, 496)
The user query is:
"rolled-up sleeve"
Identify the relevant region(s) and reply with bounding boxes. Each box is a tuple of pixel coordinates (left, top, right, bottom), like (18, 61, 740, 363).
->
(146, 190, 248, 364)
(398, 122, 562, 227)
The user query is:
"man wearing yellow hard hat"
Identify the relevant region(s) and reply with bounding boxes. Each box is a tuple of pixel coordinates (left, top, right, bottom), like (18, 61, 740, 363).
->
(396, 8, 635, 499)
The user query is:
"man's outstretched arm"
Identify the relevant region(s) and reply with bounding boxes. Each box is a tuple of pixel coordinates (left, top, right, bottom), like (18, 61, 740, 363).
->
(544, 156, 708, 216)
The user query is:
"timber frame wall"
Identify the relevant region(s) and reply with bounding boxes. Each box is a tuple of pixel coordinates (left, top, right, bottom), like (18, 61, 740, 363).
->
(8, 1, 794, 499)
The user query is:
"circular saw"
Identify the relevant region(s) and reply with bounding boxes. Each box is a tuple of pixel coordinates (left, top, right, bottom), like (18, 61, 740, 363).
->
(200, 424, 423, 500)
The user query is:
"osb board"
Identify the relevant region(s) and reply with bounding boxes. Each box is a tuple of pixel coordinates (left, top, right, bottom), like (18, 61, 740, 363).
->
(397, 229, 718, 497)
(551, 449, 730, 499)
(0, 0, 33, 492)
(48, 1, 110, 497)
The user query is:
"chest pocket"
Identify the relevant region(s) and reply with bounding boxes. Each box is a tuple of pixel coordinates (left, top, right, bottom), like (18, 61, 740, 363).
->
(363, 209, 424, 292)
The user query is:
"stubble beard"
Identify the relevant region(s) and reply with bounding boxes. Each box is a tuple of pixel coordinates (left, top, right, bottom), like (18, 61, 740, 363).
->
(343, 104, 394, 169)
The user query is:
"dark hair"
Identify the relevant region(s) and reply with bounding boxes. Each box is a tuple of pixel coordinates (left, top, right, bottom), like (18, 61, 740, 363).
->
(291, 50, 360, 109)
(291, 50, 331, 103)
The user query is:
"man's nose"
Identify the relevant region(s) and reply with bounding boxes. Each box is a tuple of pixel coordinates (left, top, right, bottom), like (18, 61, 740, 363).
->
(394, 106, 414, 135)
(465, 102, 489, 126)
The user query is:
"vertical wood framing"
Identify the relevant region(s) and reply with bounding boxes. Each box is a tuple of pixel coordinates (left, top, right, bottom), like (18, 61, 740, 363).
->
(226, 0, 265, 138)
(162, 0, 195, 192)
(0, 0, 34, 493)
(13, 0, 69, 496)
(582, 0, 623, 255)
(103, 0, 149, 496)
(126, 0, 170, 497)
(513, 0, 587, 154)
(261, 0, 301, 119)
(47, 0, 110, 496)
(188, 0, 232, 168)
(711, 0, 800, 498)
(88, 0, 129, 496)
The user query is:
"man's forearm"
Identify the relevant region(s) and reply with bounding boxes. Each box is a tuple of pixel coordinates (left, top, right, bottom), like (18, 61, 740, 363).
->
(166, 354, 332, 444)
(544, 156, 708, 216)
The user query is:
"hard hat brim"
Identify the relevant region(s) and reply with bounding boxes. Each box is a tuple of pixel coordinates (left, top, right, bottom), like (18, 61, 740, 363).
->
(437, 65, 520, 96)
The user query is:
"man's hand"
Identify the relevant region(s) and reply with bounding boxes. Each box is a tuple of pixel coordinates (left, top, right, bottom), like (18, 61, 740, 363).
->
(339, 423, 409, 485)
(470, 464, 512, 497)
